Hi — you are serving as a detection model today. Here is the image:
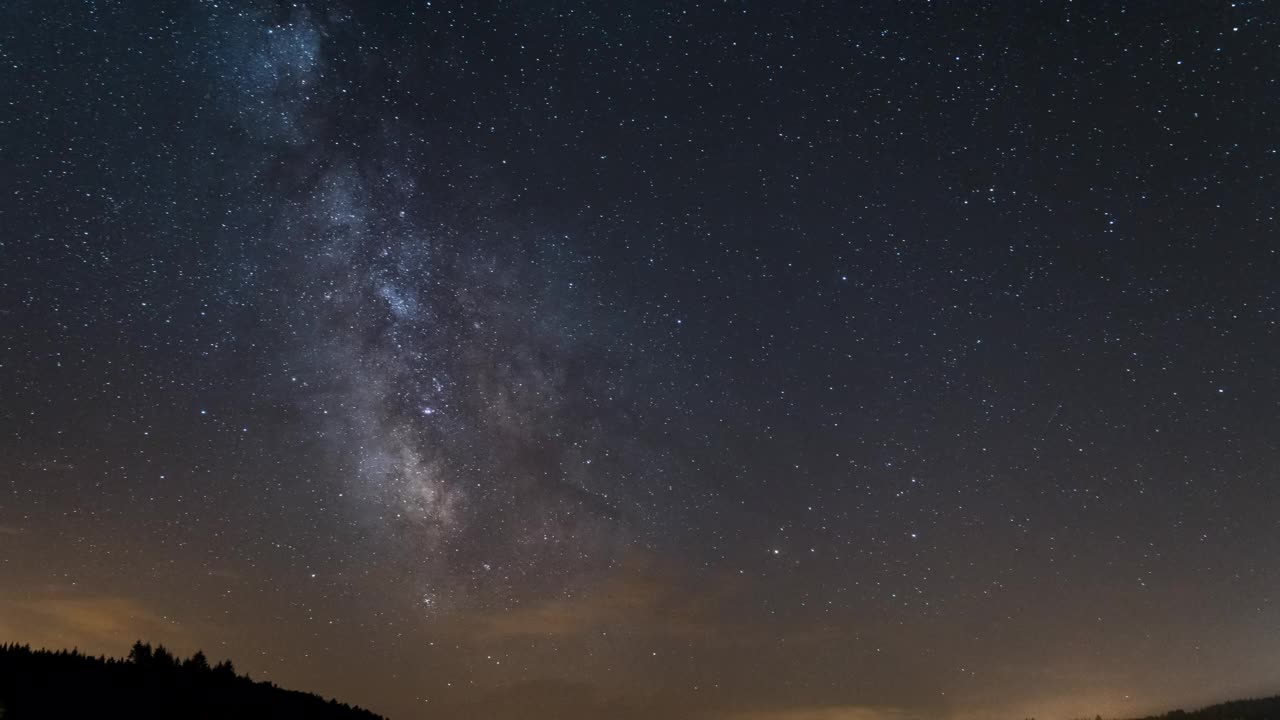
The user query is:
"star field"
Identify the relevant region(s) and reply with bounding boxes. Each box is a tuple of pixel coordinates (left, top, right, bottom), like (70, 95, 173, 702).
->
(2, 2, 1278, 719)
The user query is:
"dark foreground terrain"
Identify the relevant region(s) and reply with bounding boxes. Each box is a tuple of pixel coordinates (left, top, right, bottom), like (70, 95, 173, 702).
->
(3, 640, 1277, 720)
(0, 642, 383, 720)
(1121, 695, 1280, 720)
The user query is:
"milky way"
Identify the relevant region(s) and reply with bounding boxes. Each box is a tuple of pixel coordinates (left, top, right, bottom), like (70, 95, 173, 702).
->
(209, 5, 664, 603)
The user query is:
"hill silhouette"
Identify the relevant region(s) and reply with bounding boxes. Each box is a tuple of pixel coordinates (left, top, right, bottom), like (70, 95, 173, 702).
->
(0, 641, 384, 720)
(4, 641, 1277, 720)
(1050, 696, 1280, 720)
(1122, 695, 1280, 720)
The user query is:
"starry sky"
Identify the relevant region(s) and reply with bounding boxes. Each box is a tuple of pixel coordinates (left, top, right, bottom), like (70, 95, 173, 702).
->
(1, 2, 1278, 719)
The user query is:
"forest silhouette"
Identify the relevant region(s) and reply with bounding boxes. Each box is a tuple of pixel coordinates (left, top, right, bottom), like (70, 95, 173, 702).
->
(4, 640, 1280, 720)
(1036, 696, 1280, 720)
(0, 641, 383, 719)
(1122, 696, 1280, 720)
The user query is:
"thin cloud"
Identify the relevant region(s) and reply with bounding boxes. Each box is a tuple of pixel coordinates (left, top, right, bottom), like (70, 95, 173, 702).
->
(462, 560, 801, 644)
(724, 708, 921, 720)
(0, 593, 193, 655)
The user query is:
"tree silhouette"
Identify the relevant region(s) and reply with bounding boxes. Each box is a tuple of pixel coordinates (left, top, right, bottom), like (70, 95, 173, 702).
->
(152, 644, 176, 669)
(183, 650, 210, 673)
(0, 641, 383, 719)
(128, 641, 153, 666)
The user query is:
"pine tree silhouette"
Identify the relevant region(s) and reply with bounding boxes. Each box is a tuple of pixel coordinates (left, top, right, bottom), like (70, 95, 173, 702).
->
(0, 641, 384, 719)
(183, 650, 210, 673)
(128, 641, 153, 666)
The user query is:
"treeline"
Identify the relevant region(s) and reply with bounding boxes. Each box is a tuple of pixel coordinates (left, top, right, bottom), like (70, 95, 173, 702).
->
(1124, 695, 1280, 720)
(0, 641, 384, 719)
(1051, 695, 1280, 720)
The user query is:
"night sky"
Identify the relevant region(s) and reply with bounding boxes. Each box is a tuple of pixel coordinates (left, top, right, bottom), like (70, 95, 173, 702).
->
(2, 2, 1278, 719)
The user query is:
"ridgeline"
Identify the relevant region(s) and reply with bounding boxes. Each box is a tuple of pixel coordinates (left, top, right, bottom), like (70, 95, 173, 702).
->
(0, 641, 383, 720)
(1123, 695, 1280, 720)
